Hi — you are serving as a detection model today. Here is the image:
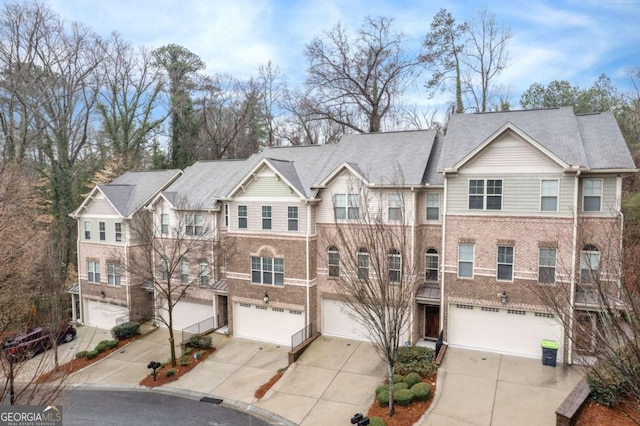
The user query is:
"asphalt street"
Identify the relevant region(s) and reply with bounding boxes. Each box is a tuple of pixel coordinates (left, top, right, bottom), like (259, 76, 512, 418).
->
(61, 389, 270, 426)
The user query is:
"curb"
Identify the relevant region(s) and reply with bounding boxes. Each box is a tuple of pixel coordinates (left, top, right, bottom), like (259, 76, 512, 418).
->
(68, 383, 296, 426)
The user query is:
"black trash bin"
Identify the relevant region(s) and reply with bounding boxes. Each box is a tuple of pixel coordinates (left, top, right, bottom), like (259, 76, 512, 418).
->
(541, 339, 558, 367)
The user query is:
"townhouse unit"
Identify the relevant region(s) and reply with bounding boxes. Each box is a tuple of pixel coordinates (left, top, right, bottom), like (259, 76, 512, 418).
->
(71, 107, 637, 364)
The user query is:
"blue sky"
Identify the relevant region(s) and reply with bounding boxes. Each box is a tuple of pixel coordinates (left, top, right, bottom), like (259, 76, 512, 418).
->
(49, 0, 639, 109)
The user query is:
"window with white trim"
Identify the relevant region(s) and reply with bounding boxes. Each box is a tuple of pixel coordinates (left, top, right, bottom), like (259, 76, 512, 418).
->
(388, 194, 402, 221)
(224, 204, 229, 227)
(200, 261, 209, 286)
(458, 244, 474, 278)
(580, 245, 600, 284)
(238, 205, 247, 229)
(426, 193, 440, 220)
(469, 179, 502, 210)
(180, 258, 189, 284)
(99, 222, 106, 241)
(389, 249, 401, 282)
(262, 206, 272, 230)
(186, 214, 203, 236)
(497, 246, 514, 281)
(107, 263, 121, 286)
(328, 246, 340, 278)
(87, 260, 100, 283)
(538, 248, 556, 284)
(357, 249, 369, 280)
(161, 214, 169, 235)
(426, 248, 438, 282)
(251, 256, 284, 286)
(115, 223, 122, 242)
(540, 180, 558, 212)
(84, 221, 91, 239)
(161, 257, 168, 282)
(583, 179, 602, 212)
(334, 194, 360, 220)
(288, 206, 298, 231)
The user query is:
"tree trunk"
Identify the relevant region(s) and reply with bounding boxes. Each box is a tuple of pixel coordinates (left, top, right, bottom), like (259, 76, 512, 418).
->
(387, 363, 395, 416)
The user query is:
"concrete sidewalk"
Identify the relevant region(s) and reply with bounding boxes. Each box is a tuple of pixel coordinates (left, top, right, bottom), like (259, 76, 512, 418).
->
(417, 347, 583, 426)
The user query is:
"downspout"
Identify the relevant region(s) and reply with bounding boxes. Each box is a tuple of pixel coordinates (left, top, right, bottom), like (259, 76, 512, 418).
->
(211, 209, 218, 327)
(125, 234, 131, 321)
(409, 187, 417, 345)
(568, 170, 581, 364)
(150, 211, 157, 326)
(616, 176, 624, 300)
(76, 218, 82, 324)
(441, 176, 448, 339)
(306, 201, 311, 329)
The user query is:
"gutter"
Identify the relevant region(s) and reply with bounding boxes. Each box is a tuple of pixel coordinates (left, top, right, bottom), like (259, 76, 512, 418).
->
(568, 170, 581, 364)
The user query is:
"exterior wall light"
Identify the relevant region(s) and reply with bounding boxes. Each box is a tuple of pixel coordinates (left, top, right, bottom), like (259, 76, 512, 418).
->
(263, 293, 269, 304)
(100, 291, 106, 299)
(501, 291, 507, 304)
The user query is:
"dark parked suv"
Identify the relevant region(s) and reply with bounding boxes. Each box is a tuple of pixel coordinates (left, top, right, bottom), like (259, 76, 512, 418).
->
(2, 323, 77, 360)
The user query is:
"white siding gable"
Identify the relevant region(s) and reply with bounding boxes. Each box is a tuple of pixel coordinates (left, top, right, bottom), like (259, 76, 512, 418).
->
(235, 165, 300, 202)
(84, 193, 119, 217)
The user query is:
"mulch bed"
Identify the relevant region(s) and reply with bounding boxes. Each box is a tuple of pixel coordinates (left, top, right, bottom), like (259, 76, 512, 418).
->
(576, 399, 640, 425)
(37, 335, 138, 384)
(138, 348, 216, 388)
(254, 371, 284, 399)
(367, 377, 437, 426)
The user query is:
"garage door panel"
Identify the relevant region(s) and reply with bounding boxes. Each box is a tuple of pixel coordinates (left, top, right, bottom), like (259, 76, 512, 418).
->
(162, 300, 213, 331)
(234, 303, 304, 346)
(86, 300, 128, 330)
(448, 304, 563, 360)
(322, 299, 371, 341)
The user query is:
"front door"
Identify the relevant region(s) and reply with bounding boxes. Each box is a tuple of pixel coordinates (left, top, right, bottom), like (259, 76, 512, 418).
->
(217, 295, 228, 327)
(424, 305, 440, 339)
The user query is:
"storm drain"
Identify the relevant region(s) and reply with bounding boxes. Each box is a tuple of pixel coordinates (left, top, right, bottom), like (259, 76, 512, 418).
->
(200, 397, 223, 405)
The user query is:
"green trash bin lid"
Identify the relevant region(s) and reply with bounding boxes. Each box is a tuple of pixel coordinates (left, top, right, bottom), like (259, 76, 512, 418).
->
(541, 339, 559, 349)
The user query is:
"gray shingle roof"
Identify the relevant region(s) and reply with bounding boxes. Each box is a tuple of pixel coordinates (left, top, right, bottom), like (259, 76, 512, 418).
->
(264, 158, 306, 197)
(440, 107, 635, 171)
(99, 169, 181, 217)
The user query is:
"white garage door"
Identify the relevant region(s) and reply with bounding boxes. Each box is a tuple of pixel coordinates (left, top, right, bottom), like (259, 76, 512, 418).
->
(86, 300, 128, 330)
(322, 299, 371, 341)
(162, 300, 213, 331)
(448, 304, 564, 360)
(233, 303, 304, 346)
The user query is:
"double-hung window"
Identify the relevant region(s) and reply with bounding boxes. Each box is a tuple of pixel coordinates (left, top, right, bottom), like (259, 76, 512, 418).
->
(388, 194, 402, 221)
(288, 206, 298, 231)
(262, 206, 272, 230)
(161, 258, 168, 282)
(251, 256, 284, 286)
(580, 245, 600, 284)
(469, 179, 502, 210)
(84, 221, 91, 239)
(238, 205, 248, 229)
(99, 222, 106, 241)
(161, 214, 169, 235)
(334, 194, 360, 220)
(186, 214, 203, 236)
(87, 260, 100, 283)
(327, 246, 340, 277)
(357, 249, 370, 280)
(538, 248, 556, 284)
(583, 179, 602, 212)
(426, 193, 440, 221)
(540, 180, 559, 212)
(200, 261, 209, 286)
(224, 204, 229, 227)
(497, 246, 514, 281)
(180, 259, 189, 284)
(115, 223, 122, 242)
(348, 194, 360, 219)
(388, 249, 401, 283)
(458, 244, 474, 278)
(426, 249, 439, 282)
(107, 263, 121, 286)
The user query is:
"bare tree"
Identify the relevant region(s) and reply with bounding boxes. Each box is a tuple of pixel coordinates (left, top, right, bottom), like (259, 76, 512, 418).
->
(320, 178, 423, 416)
(120, 201, 214, 368)
(305, 16, 422, 133)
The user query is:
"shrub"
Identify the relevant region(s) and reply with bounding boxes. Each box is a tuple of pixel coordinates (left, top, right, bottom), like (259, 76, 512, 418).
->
(377, 390, 389, 407)
(369, 417, 386, 426)
(394, 388, 414, 406)
(588, 370, 622, 407)
(396, 346, 437, 377)
(86, 350, 99, 360)
(188, 334, 212, 349)
(179, 358, 189, 366)
(106, 340, 119, 350)
(111, 321, 140, 340)
(411, 382, 432, 401)
(392, 382, 408, 392)
(95, 340, 112, 353)
(392, 374, 405, 384)
(405, 372, 422, 387)
(165, 369, 175, 377)
(375, 384, 388, 396)
(75, 351, 88, 359)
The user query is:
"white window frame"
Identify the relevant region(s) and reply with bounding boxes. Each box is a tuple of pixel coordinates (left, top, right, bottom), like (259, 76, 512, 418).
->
(458, 244, 474, 278)
(468, 179, 502, 210)
(87, 260, 100, 283)
(161, 214, 169, 235)
(107, 263, 121, 286)
(99, 221, 106, 241)
(426, 248, 439, 282)
(200, 261, 209, 286)
(84, 221, 91, 240)
(580, 245, 600, 285)
(582, 179, 602, 212)
(161, 257, 168, 282)
(288, 206, 298, 231)
(497, 246, 514, 282)
(115, 222, 122, 242)
(262, 206, 272, 230)
(389, 249, 402, 283)
(251, 256, 284, 286)
(334, 194, 360, 220)
(186, 214, 203, 236)
(540, 179, 559, 212)
(426, 193, 440, 221)
(238, 205, 248, 229)
(224, 204, 229, 227)
(538, 247, 556, 284)
(180, 258, 189, 284)
(388, 194, 402, 221)
(357, 249, 370, 280)
(328, 246, 340, 278)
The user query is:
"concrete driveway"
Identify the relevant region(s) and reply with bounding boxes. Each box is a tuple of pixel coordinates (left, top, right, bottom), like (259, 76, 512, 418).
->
(418, 347, 583, 426)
